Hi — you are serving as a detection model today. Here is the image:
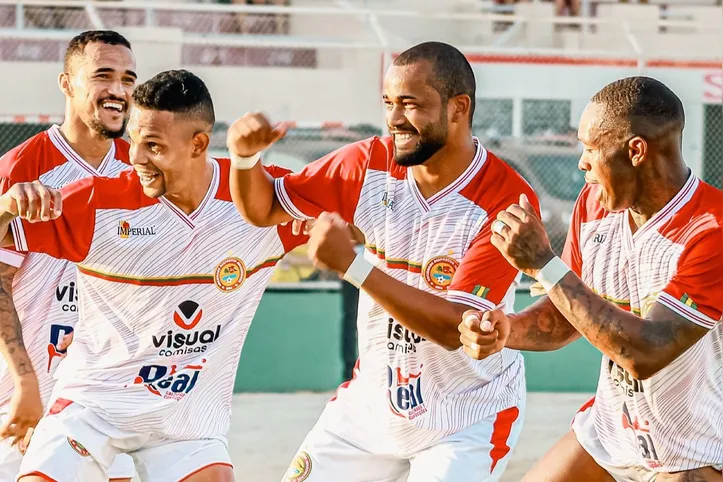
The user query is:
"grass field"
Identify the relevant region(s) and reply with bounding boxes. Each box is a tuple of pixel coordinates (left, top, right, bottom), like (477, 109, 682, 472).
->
(227, 392, 594, 481)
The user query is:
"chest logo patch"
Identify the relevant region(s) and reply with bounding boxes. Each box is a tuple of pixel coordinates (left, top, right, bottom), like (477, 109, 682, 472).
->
(423, 256, 458, 291)
(214, 257, 246, 292)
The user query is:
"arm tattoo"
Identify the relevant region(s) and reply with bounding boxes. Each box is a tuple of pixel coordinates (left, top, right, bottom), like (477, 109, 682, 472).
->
(506, 296, 580, 351)
(0, 262, 33, 377)
(549, 272, 706, 377)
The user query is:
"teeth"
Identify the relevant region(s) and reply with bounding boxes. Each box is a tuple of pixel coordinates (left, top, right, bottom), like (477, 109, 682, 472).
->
(102, 101, 123, 112)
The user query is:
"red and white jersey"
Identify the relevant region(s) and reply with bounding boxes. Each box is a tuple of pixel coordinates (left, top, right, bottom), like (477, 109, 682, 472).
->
(275, 136, 538, 455)
(0, 125, 130, 411)
(9, 158, 305, 440)
(563, 175, 723, 471)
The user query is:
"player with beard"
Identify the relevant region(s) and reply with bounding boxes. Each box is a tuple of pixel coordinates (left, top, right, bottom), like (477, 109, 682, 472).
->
(0, 30, 136, 481)
(226, 41, 539, 481)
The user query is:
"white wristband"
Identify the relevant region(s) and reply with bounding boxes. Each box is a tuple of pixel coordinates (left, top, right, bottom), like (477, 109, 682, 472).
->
(535, 256, 571, 292)
(342, 247, 374, 289)
(230, 152, 261, 170)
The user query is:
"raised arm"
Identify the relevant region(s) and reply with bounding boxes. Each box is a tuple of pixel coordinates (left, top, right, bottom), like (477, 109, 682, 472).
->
(226, 113, 294, 227)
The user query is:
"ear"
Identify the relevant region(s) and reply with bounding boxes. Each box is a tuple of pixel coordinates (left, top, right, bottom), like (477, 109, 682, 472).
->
(191, 132, 210, 159)
(628, 136, 647, 167)
(58, 72, 71, 98)
(449, 94, 472, 126)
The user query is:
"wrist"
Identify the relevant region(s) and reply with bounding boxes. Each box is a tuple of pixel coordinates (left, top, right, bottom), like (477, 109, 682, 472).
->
(534, 256, 571, 292)
(342, 246, 374, 288)
(230, 151, 261, 170)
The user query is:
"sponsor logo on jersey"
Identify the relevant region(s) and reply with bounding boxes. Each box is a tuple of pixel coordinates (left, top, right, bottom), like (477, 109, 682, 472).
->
(640, 292, 658, 318)
(621, 403, 661, 467)
(131, 360, 205, 401)
(387, 365, 427, 420)
(423, 256, 458, 291)
(154, 300, 220, 357)
(55, 281, 78, 312)
(47, 324, 73, 372)
(285, 451, 312, 481)
(67, 437, 90, 457)
(608, 359, 643, 397)
(214, 257, 246, 292)
(387, 318, 425, 353)
(118, 220, 156, 238)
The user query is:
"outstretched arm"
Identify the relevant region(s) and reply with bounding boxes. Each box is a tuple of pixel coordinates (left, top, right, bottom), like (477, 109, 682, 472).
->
(226, 113, 294, 227)
(505, 295, 581, 351)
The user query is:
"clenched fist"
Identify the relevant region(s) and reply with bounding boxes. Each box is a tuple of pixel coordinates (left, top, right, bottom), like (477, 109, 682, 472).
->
(458, 309, 511, 360)
(226, 112, 288, 158)
(0, 181, 62, 223)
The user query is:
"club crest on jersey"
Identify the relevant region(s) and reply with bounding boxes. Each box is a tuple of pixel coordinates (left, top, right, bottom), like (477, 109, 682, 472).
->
(285, 451, 312, 481)
(214, 257, 246, 292)
(67, 437, 90, 457)
(423, 256, 458, 291)
(387, 365, 427, 420)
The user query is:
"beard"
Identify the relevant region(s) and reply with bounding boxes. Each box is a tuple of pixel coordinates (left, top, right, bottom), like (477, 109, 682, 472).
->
(392, 115, 448, 167)
(87, 116, 128, 140)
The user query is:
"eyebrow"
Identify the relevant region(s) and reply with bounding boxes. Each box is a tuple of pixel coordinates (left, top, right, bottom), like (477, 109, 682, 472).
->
(93, 67, 138, 79)
(382, 94, 418, 101)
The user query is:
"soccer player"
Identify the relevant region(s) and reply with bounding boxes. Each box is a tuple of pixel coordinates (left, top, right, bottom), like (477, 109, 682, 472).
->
(0, 30, 138, 482)
(226, 41, 537, 481)
(460, 77, 723, 481)
(0, 70, 306, 482)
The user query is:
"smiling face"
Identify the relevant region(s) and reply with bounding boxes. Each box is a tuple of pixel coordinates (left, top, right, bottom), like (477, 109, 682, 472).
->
(383, 62, 450, 167)
(577, 101, 640, 212)
(127, 106, 206, 199)
(61, 41, 136, 139)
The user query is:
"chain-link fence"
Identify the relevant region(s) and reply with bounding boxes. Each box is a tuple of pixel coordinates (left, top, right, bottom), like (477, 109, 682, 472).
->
(0, 1, 720, 281)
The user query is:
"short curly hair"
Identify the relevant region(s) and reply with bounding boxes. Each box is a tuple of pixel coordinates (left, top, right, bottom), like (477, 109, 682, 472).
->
(132, 70, 215, 127)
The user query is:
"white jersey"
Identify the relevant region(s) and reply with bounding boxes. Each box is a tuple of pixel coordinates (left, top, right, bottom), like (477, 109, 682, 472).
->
(275, 136, 537, 456)
(0, 125, 130, 410)
(564, 176, 723, 471)
(9, 158, 305, 440)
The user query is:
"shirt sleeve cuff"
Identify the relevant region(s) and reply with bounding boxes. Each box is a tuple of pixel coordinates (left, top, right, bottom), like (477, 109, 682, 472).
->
(0, 247, 25, 267)
(657, 291, 718, 330)
(274, 177, 314, 221)
(10, 217, 27, 252)
(446, 290, 497, 312)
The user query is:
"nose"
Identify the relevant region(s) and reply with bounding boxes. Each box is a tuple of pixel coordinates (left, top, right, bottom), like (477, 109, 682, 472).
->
(129, 143, 146, 166)
(577, 155, 591, 172)
(106, 78, 125, 100)
(386, 103, 408, 129)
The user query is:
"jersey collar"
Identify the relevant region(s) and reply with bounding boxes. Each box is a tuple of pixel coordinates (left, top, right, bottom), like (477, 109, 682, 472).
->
(47, 124, 116, 176)
(405, 137, 487, 214)
(159, 157, 220, 230)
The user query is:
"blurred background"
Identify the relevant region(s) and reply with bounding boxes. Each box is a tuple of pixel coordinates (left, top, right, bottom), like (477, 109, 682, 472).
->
(0, 1, 719, 479)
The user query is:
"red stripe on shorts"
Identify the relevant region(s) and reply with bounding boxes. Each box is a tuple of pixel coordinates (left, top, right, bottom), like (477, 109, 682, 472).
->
(179, 462, 234, 481)
(47, 398, 73, 415)
(18, 472, 58, 482)
(489, 406, 520, 473)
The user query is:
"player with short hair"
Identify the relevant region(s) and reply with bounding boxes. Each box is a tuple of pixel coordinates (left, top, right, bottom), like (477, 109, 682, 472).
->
(460, 76, 723, 481)
(0, 29, 138, 482)
(226, 41, 538, 481)
(0, 69, 306, 482)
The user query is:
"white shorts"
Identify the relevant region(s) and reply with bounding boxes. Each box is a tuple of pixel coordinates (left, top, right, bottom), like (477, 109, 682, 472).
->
(283, 403, 525, 482)
(16, 399, 232, 482)
(572, 401, 723, 482)
(0, 412, 134, 481)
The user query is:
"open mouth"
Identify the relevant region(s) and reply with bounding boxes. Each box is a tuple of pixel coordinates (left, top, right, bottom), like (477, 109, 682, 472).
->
(137, 171, 160, 186)
(393, 132, 418, 149)
(101, 100, 125, 114)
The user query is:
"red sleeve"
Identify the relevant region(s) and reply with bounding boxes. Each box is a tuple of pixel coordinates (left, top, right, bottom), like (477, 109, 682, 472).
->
(273, 138, 378, 224)
(11, 177, 97, 263)
(446, 188, 542, 312)
(655, 229, 722, 329)
(264, 164, 309, 253)
(561, 190, 585, 276)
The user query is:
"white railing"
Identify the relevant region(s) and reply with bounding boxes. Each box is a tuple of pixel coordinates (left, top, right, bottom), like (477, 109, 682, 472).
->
(0, 0, 719, 63)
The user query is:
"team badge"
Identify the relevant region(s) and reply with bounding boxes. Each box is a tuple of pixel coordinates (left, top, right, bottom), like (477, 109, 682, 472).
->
(67, 437, 90, 457)
(640, 292, 659, 318)
(285, 451, 312, 481)
(423, 256, 458, 291)
(214, 258, 246, 292)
